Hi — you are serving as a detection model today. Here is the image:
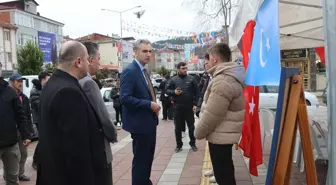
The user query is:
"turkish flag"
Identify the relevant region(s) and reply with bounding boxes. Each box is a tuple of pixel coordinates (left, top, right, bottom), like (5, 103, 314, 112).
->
(238, 20, 263, 176)
(315, 46, 326, 66)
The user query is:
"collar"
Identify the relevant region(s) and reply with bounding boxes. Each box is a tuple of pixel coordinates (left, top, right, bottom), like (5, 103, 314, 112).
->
(135, 59, 145, 71)
(53, 69, 79, 83)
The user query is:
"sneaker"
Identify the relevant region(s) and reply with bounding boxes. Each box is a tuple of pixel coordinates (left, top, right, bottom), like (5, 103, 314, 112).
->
(204, 169, 214, 177)
(209, 176, 216, 183)
(182, 132, 186, 138)
(191, 146, 198, 152)
(19, 175, 30, 181)
(175, 147, 182, 153)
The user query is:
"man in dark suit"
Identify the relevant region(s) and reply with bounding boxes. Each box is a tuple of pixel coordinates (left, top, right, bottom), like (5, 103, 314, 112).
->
(37, 41, 111, 185)
(120, 39, 161, 185)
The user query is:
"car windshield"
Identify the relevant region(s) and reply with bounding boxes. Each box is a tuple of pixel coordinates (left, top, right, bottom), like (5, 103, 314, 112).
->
(266, 86, 279, 93)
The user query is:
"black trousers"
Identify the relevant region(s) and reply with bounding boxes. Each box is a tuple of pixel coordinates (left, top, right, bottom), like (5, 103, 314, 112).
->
(114, 107, 122, 123)
(33, 122, 39, 165)
(131, 131, 156, 185)
(161, 100, 170, 120)
(209, 143, 236, 185)
(174, 108, 196, 148)
(167, 102, 174, 119)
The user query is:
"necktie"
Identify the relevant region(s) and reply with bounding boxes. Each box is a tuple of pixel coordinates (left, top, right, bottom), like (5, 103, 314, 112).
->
(143, 69, 156, 103)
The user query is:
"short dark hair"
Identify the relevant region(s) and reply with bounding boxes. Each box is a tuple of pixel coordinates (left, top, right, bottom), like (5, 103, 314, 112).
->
(204, 53, 209, 60)
(208, 43, 231, 62)
(176, 62, 187, 69)
(82, 42, 99, 57)
(38, 71, 50, 81)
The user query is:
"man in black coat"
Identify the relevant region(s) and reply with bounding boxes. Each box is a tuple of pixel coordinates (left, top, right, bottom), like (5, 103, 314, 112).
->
(8, 73, 34, 181)
(0, 62, 31, 185)
(37, 41, 112, 185)
(159, 75, 171, 121)
(166, 62, 199, 153)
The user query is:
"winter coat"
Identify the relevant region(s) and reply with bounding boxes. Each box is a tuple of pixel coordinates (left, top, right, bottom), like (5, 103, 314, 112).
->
(195, 62, 245, 144)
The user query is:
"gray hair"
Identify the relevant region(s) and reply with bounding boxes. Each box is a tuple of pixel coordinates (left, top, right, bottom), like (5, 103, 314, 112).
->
(133, 39, 151, 51)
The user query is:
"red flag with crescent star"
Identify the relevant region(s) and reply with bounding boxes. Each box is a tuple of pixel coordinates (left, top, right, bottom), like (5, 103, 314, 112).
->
(238, 20, 263, 176)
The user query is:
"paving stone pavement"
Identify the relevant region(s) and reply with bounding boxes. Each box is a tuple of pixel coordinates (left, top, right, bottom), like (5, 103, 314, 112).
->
(0, 117, 326, 185)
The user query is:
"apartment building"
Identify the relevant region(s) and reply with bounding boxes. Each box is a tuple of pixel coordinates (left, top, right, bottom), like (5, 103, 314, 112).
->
(0, 23, 17, 71)
(0, 0, 64, 66)
(155, 49, 184, 70)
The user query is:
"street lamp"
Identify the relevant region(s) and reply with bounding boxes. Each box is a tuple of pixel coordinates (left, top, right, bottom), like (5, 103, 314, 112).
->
(101, 5, 141, 69)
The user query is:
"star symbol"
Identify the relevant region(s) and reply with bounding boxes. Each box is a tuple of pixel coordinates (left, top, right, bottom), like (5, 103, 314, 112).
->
(249, 97, 255, 114)
(265, 37, 270, 52)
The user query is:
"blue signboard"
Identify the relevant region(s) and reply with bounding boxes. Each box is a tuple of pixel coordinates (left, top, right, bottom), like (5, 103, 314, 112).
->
(38, 31, 57, 63)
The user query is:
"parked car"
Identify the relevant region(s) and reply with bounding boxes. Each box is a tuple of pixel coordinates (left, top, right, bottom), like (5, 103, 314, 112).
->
(259, 85, 319, 109)
(151, 78, 164, 93)
(101, 87, 112, 103)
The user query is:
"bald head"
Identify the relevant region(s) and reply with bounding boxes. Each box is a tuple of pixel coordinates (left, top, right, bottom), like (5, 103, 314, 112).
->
(59, 41, 87, 66)
(58, 41, 90, 79)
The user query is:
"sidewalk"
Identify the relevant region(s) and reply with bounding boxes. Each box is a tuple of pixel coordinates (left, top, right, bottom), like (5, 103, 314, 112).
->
(0, 119, 316, 185)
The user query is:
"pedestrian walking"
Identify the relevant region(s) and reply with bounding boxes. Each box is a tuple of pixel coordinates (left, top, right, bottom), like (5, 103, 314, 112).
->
(30, 71, 51, 170)
(120, 39, 160, 185)
(0, 62, 31, 185)
(195, 43, 245, 185)
(166, 62, 199, 153)
(110, 85, 122, 126)
(8, 73, 34, 182)
(37, 41, 112, 185)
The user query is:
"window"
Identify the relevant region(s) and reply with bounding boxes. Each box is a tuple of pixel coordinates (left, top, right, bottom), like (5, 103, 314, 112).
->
(5, 52, 12, 63)
(18, 33, 34, 45)
(266, 86, 279, 93)
(4, 30, 10, 41)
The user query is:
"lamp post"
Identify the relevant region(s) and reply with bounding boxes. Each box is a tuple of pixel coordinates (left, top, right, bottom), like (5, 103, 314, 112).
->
(101, 5, 141, 70)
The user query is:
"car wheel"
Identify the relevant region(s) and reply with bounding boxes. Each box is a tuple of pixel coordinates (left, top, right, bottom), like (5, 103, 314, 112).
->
(305, 99, 311, 106)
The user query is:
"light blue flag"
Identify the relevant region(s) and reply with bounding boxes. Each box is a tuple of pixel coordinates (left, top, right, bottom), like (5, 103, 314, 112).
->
(245, 0, 281, 86)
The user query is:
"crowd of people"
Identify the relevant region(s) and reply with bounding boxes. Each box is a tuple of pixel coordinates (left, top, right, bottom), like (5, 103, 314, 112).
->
(0, 39, 245, 185)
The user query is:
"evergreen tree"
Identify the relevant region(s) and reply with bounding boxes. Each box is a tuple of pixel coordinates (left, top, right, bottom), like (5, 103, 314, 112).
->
(17, 41, 44, 75)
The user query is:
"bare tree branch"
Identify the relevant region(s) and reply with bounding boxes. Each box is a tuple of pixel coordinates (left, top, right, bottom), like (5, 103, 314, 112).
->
(183, 0, 240, 32)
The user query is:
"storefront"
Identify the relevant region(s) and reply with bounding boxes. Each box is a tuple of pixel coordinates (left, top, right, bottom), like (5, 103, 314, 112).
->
(281, 49, 312, 90)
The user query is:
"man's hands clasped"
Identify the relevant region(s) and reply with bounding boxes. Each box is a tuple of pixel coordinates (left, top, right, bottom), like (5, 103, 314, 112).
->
(151, 102, 161, 114)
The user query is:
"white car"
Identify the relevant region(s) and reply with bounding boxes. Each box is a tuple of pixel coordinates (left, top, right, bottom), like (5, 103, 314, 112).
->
(100, 87, 112, 103)
(151, 78, 164, 93)
(259, 85, 319, 109)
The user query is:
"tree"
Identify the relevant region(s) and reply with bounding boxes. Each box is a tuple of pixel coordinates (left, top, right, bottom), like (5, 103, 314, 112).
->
(183, 0, 241, 43)
(17, 41, 44, 75)
(96, 68, 110, 80)
(157, 66, 170, 77)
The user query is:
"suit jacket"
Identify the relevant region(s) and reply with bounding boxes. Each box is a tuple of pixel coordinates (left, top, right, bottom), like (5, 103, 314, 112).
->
(37, 69, 110, 185)
(79, 75, 116, 164)
(120, 60, 157, 134)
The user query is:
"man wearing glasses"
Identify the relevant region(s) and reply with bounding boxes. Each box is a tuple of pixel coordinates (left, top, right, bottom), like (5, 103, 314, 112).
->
(166, 62, 199, 153)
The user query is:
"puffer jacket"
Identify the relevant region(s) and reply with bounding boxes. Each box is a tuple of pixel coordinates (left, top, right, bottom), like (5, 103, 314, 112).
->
(194, 62, 245, 144)
(30, 86, 41, 124)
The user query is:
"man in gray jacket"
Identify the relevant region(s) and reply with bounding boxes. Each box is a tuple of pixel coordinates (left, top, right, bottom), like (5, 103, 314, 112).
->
(79, 42, 118, 178)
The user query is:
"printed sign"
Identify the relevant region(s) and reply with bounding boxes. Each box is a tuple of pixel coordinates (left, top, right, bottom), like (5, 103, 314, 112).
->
(38, 31, 57, 63)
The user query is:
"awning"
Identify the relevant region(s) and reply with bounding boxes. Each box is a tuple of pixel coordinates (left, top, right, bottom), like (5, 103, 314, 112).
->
(229, 0, 324, 50)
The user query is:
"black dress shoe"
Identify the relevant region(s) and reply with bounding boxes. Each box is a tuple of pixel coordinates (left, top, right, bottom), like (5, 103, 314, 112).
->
(191, 146, 198, 152)
(19, 175, 30, 181)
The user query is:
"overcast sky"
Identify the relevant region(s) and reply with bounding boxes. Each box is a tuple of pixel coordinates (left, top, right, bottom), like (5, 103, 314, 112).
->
(32, 0, 231, 41)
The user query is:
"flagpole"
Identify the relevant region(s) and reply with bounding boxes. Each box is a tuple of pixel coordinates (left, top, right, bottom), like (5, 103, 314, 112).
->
(322, 0, 336, 184)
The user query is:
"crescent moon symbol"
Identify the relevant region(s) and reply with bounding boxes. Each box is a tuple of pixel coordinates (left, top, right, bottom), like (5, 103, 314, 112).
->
(259, 28, 267, 67)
